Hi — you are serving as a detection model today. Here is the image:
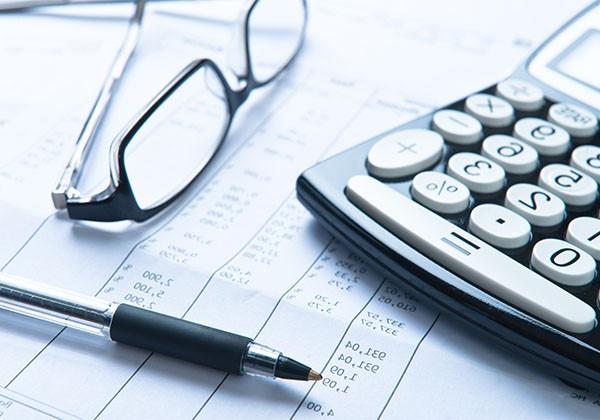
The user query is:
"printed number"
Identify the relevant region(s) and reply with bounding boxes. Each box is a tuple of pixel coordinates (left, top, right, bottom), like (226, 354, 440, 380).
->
(550, 248, 580, 267)
(531, 125, 555, 140)
(464, 160, 492, 176)
(586, 153, 600, 169)
(518, 191, 551, 210)
(497, 142, 523, 157)
(554, 169, 582, 188)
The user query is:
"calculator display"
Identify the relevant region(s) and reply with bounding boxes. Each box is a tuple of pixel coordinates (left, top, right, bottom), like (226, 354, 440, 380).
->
(550, 30, 600, 91)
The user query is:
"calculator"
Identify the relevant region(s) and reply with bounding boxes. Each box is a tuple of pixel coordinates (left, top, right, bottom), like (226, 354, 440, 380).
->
(297, 3, 600, 389)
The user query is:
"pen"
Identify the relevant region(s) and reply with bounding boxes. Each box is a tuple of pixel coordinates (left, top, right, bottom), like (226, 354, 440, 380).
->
(0, 273, 322, 382)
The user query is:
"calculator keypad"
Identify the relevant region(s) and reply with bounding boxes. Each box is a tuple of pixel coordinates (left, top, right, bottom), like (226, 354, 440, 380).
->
(352, 77, 600, 335)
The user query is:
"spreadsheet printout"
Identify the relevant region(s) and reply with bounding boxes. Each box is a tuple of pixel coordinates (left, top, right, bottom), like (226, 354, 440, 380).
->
(0, 0, 599, 419)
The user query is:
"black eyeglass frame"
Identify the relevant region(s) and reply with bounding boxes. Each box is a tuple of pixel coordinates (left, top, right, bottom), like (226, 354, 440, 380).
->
(64, 0, 308, 222)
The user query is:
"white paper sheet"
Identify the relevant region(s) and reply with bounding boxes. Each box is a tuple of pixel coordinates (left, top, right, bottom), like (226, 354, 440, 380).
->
(0, 0, 598, 418)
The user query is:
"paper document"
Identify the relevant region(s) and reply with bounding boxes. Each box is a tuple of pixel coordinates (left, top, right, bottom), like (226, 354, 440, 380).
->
(0, 0, 598, 419)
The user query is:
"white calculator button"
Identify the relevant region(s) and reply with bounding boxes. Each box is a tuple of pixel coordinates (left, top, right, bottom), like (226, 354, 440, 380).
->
(481, 135, 538, 175)
(548, 103, 598, 138)
(496, 78, 544, 112)
(468, 204, 531, 249)
(538, 164, 597, 207)
(505, 183, 565, 227)
(531, 239, 596, 286)
(513, 118, 570, 156)
(432, 110, 483, 145)
(367, 129, 443, 179)
(346, 175, 596, 333)
(571, 145, 600, 183)
(566, 217, 600, 261)
(465, 94, 514, 127)
(411, 171, 470, 214)
(447, 152, 505, 194)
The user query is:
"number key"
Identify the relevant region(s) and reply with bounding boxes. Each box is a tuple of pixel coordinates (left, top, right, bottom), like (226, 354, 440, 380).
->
(538, 164, 597, 207)
(513, 118, 570, 156)
(571, 145, 600, 183)
(531, 238, 595, 286)
(566, 217, 600, 261)
(505, 183, 565, 227)
(481, 135, 538, 175)
(447, 152, 505, 194)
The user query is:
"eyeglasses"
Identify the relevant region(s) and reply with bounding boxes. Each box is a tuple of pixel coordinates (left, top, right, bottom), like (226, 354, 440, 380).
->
(46, 0, 307, 222)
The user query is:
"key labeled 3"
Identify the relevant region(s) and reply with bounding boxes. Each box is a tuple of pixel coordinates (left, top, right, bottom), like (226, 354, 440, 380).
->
(447, 152, 505, 194)
(538, 164, 597, 207)
(411, 171, 470, 214)
(532, 239, 596, 286)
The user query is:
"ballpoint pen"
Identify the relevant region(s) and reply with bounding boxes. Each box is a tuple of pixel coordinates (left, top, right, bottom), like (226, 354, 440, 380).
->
(0, 273, 322, 382)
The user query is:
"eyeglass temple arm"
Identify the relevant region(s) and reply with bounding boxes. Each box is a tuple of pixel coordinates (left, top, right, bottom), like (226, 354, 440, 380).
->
(0, 0, 235, 13)
(51, 0, 145, 210)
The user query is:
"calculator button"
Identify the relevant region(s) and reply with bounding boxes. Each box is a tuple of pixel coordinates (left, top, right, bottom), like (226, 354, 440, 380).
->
(531, 239, 595, 286)
(496, 78, 544, 112)
(366, 129, 443, 178)
(468, 204, 530, 249)
(570, 145, 600, 183)
(432, 110, 483, 145)
(513, 118, 570, 156)
(346, 175, 596, 333)
(447, 152, 505, 194)
(411, 171, 470, 214)
(465, 94, 514, 127)
(538, 164, 597, 207)
(481, 135, 538, 175)
(505, 183, 565, 227)
(548, 103, 598, 138)
(566, 217, 600, 261)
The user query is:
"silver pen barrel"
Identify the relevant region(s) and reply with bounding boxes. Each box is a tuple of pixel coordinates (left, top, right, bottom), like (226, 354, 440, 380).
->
(0, 273, 117, 337)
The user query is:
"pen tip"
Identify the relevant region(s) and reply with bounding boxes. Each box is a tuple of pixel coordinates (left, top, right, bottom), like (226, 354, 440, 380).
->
(308, 369, 322, 381)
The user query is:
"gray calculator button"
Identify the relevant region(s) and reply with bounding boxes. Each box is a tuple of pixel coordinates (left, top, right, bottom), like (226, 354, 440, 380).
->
(346, 175, 596, 333)
(465, 94, 514, 127)
(548, 103, 598, 138)
(566, 217, 600, 261)
(505, 183, 565, 227)
(531, 239, 596, 286)
(513, 118, 570, 157)
(432, 110, 483, 145)
(411, 171, 470, 214)
(538, 164, 597, 207)
(447, 152, 505, 194)
(571, 145, 600, 183)
(468, 204, 530, 249)
(481, 135, 538, 175)
(367, 129, 443, 178)
(496, 78, 544, 111)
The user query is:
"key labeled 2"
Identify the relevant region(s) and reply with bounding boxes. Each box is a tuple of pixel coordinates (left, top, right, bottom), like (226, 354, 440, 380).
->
(447, 153, 505, 194)
(505, 183, 565, 227)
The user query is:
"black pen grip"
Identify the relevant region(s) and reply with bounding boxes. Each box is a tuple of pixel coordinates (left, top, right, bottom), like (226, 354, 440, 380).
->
(110, 304, 252, 374)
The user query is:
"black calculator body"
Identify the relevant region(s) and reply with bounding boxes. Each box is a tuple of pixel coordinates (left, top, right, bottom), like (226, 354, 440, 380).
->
(297, 2, 600, 389)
